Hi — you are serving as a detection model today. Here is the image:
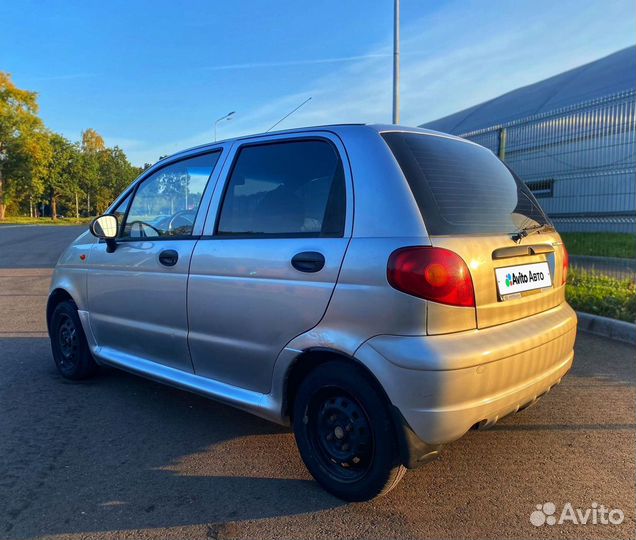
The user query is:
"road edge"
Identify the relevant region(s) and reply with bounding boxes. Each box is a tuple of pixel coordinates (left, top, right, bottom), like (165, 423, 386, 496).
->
(577, 311, 636, 345)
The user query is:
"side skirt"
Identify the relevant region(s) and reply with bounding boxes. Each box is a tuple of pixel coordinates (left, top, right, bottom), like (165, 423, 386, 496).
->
(77, 311, 285, 425)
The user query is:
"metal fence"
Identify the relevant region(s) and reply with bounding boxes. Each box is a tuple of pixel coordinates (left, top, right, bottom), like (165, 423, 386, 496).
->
(460, 89, 636, 282)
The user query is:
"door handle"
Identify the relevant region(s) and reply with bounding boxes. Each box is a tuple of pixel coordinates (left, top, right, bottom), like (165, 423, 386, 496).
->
(159, 249, 179, 267)
(291, 251, 325, 273)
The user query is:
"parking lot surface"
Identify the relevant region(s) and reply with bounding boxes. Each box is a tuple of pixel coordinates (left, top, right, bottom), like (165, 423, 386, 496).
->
(0, 226, 634, 540)
(0, 225, 87, 269)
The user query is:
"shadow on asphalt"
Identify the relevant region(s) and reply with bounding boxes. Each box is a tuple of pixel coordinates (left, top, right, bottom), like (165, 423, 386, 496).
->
(0, 337, 344, 539)
(1, 333, 634, 538)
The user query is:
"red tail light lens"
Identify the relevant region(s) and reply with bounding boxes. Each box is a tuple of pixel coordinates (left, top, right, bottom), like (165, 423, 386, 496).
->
(562, 245, 569, 285)
(387, 247, 475, 307)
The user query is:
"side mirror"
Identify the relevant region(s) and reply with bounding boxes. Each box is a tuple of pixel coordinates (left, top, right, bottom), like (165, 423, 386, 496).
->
(90, 214, 119, 252)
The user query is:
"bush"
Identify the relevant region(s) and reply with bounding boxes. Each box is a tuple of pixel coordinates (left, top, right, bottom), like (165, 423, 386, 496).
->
(566, 268, 635, 322)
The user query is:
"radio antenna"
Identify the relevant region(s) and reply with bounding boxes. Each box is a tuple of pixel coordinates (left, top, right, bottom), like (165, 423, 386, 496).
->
(266, 97, 312, 132)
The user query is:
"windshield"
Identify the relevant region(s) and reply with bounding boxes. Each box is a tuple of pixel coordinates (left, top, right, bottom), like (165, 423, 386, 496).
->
(382, 132, 551, 235)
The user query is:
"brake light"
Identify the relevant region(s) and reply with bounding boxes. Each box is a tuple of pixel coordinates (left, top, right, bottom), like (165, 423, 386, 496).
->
(387, 247, 475, 307)
(562, 245, 569, 285)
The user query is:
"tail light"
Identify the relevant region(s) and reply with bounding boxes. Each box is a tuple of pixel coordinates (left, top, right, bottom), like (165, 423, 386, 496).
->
(387, 247, 475, 307)
(562, 245, 569, 285)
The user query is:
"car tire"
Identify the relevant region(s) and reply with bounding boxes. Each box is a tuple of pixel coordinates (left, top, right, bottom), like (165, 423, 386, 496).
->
(50, 301, 97, 380)
(292, 361, 406, 501)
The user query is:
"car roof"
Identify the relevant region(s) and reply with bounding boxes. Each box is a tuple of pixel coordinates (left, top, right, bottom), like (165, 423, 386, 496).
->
(159, 123, 470, 164)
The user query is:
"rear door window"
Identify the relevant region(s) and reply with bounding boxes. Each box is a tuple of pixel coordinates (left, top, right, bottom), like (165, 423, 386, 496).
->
(382, 132, 550, 235)
(216, 139, 345, 237)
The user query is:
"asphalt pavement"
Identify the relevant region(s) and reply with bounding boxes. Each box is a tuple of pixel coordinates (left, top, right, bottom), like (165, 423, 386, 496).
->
(0, 225, 634, 540)
(0, 225, 87, 268)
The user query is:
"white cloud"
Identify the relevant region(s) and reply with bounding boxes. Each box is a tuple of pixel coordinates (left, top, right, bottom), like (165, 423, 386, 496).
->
(199, 53, 391, 71)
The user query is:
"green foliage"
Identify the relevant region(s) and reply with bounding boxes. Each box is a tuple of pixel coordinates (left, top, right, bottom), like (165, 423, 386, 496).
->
(46, 134, 80, 217)
(0, 71, 142, 220)
(560, 232, 635, 259)
(0, 71, 51, 219)
(566, 268, 636, 322)
(81, 128, 105, 152)
(94, 146, 141, 213)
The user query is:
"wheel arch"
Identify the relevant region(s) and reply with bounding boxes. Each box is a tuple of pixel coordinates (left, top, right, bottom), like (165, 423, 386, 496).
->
(282, 346, 443, 469)
(283, 347, 390, 421)
(46, 288, 76, 334)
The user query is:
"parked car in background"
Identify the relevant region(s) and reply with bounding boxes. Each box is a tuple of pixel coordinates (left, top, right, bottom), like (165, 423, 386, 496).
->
(47, 125, 576, 501)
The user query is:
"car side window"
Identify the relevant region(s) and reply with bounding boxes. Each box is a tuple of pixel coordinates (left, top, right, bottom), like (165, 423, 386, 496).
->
(216, 140, 345, 237)
(121, 152, 220, 238)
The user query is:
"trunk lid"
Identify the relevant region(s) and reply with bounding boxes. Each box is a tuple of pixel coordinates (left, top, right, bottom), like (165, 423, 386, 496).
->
(430, 232, 567, 328)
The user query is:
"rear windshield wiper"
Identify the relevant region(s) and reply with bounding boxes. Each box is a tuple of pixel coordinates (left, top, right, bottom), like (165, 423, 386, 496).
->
(511, 223, 553, 244)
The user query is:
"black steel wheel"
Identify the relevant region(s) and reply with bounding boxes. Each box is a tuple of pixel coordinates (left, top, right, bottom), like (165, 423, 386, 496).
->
(308, 389, 373, 482)
(50, 300, 97, 380)
(293, 361, 406, 501)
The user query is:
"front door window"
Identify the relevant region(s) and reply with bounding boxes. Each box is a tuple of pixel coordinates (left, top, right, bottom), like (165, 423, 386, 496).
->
(122, 152, 220, 238)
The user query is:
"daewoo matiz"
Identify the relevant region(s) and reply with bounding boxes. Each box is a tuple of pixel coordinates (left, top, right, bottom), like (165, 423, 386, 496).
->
(47, 125, 576, 501)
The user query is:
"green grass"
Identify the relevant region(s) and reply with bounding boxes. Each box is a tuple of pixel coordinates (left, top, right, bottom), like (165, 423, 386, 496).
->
(0, 216, 93, 226)
(560, 232, 635, 259)
(566, 268, 635, 322)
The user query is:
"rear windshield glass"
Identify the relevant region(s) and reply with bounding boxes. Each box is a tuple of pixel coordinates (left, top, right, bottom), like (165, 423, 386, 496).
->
(382, 132, 551, 235)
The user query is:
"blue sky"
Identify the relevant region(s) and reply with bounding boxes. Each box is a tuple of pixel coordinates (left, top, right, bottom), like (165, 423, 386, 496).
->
(1, 0, 634, 165)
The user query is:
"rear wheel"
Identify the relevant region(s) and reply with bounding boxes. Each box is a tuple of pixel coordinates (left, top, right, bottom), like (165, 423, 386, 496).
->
(292, 361, 406, 501)
(50, 301, 97, 380)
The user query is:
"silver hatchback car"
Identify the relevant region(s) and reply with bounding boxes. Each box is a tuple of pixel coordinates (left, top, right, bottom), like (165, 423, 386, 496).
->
(48, 125, 577, 501)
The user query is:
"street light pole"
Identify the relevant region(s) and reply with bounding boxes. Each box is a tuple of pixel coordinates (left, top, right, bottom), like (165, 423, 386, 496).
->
(0, 145, 7, 221)
(214, 111, 235, 142)
(392, 0, 400, 124)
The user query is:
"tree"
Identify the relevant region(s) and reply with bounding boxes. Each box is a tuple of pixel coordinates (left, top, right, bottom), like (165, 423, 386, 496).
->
(45, 134, 81, 220)
(81, 128, 105, 152)
(94, 146, 140, 213)
(78, 148, 100, 215)
(0, 72, 50, 220)
(7, 130, 52, 217)
(0, 73, 141, 220)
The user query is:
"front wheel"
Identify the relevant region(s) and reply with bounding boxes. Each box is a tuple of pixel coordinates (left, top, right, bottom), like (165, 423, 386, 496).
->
(50, 301, 97, 380)
(292, 362, 406, 501)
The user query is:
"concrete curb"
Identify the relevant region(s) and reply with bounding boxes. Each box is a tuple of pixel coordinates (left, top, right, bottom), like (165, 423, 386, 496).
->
(577, 311, 636, 345)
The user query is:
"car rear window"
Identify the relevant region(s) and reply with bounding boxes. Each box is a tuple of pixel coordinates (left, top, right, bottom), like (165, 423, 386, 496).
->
(382, 132, 551, 235)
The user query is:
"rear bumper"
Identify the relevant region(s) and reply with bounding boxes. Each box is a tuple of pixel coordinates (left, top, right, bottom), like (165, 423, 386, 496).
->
(356, 303, 577, 446)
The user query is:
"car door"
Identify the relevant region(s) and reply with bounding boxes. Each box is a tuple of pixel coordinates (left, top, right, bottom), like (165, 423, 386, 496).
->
(87, 150, 223, 372)
(187, 133, 353, 392)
